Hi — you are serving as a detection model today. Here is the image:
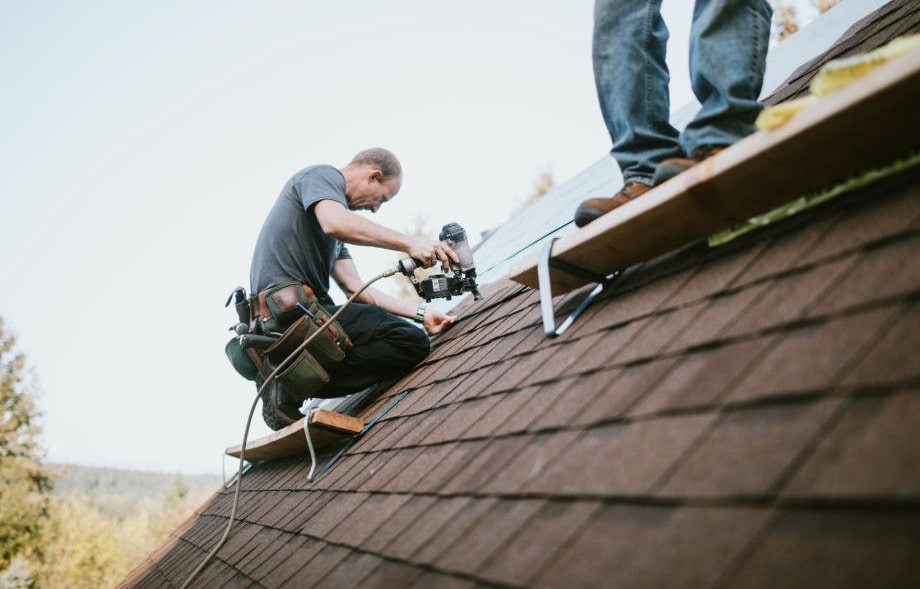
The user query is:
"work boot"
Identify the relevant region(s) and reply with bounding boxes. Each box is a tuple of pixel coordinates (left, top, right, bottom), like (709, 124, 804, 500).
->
(261, 380, 302, 431)
(574, 181, 652, 228)
(652, 145, 725, 186)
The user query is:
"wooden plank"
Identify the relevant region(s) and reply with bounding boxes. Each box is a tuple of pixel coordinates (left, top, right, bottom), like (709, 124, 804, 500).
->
(510, 45, 920, 293)
(225, 409, 364, 462)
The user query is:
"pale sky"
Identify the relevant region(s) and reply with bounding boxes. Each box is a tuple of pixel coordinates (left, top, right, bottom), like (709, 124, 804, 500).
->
(1, 0, 843, 475)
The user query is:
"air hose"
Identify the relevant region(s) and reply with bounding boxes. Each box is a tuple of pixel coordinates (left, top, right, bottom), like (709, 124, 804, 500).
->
(181, 268, 398, 589)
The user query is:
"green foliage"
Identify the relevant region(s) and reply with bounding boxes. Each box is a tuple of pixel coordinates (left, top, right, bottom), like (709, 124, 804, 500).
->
(25, 467, 216, 587)
(30, 473, 212, 588)
(33, 497, 136, 589)
(0, 317, 219, 586)
(0, 319, 54, 572)
(50, 464, 219, 520)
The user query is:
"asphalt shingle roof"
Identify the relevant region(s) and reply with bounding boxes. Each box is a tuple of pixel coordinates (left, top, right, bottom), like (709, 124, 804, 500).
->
(122, 2, 920, 587)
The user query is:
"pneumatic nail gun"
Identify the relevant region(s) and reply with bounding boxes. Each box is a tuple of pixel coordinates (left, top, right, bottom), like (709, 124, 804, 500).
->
(397, 222, 482, 302)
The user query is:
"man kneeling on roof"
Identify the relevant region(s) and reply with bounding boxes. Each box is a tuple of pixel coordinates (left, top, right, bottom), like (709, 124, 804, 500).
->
(248, 147, 457, 430)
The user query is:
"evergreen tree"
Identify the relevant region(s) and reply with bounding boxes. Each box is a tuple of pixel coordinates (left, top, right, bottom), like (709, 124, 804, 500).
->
(0, 318, 54, 572)
(35, 498, 137, 589)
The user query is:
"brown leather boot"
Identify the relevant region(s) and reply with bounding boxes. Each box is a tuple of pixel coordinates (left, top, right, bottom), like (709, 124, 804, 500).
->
(574, 181, 652, 228)
(652, 145, 725, 186)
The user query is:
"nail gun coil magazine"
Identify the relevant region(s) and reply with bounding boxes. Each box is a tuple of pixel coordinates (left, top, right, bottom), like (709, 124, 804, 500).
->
(398, 222, 483, 302)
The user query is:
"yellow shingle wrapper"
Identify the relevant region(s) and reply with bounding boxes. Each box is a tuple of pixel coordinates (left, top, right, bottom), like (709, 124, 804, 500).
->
(708, 152, 920, 247)
(756, 34, 920, 131)
(754, 95, 819, 130)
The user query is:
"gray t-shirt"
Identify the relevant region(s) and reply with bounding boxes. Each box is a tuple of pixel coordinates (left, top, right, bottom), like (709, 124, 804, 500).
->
(250, 165, 352, 303)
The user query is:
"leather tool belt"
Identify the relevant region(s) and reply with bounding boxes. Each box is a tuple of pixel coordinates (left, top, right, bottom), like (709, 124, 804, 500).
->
(226, 282, 352, 401)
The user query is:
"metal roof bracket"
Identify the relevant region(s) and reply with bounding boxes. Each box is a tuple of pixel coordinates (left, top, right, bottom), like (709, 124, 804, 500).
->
(302, 405, 321, 481)
(538, 237, 620, 338)
(305, 389, 411, 482)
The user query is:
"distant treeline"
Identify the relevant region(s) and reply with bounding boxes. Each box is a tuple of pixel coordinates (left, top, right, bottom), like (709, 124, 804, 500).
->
(49, 463, 222, 519)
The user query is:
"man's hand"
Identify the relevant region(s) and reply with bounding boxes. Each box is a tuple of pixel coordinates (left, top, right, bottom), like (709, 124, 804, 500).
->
(406, 236, 458, 272)
(423, 309, 457, 336)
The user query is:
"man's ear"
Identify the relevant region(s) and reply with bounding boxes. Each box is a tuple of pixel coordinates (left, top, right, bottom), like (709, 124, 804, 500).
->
(368, 169, 383, 182)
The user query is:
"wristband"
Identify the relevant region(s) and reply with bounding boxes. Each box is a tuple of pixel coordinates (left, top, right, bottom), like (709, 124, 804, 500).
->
(414, 302, 427, 323)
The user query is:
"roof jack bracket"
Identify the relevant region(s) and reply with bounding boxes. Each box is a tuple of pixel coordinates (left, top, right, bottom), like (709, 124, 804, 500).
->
(538, 237, 620, 338)
(305, 389, 411, 482)
(301, 404, 321, 481)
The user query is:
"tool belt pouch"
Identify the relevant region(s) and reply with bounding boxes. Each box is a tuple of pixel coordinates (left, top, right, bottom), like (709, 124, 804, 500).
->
(264, 310, 348, 369)
(261, 303, 352, 397)
(275, 349, 330, 398)
(225, 336, 259, 382)
(258, 281, 318, 334)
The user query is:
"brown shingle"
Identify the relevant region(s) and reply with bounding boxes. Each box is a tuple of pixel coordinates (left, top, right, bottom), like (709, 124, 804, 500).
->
(440, 434, 534, 494)
(424, 396, 504, 443)
(360, 560, 424, 589)
(488, 385, 552, 435)
(406, 572, 476, 589)
(247, 534, 317, 584)
(297, 492, 369, 538)
(346, 452, 407, 492)
(840, 301, 920, 387)
(611, 304, 702, 364)
(784, 390, 920, 498)
(729, 305, 901, 402)
(382, 496, 474, 561)
(657, 397, 843, 498)
(354, 448, 419, 492)
(797, 175, 920, 268)
(478, 500, 603, 587)
(522, 376, 591, 430)
(325, 493, 412, 546)
(380, 443, 457, 493)
(724, 509, 920, 588)
(536, 504, 772, 589)
(234, 527, 285, 572)
(662, 240, 767, 307)
(481, 431, 581, 495)
(412, 497, 499, 564)
(569, 268, 688, 335)
(731, 216, 835, 288)
(360, 495, 436, 553)
(278, 543, 349, 588)
(630, 338, 772, 415)
(577, 357, 678, 423)
(215, 521, 263, 565)
(526, 413, 717, 496)
(562, 320, 648, 377)
(415, 440, 488, 493)
(728, 257, 856, 335)
(818, 234, 920, 316)
(313, 550, 384, 589)
(433, 498, 545, 573)
(664, 284, 768, 351)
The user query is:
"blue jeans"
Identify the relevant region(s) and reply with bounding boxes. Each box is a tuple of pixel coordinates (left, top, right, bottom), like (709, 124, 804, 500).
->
(593, 0, 772, 184)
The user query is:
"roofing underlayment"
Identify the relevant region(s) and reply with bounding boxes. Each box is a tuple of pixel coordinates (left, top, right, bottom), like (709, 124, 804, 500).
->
(122, 2, 920, 587)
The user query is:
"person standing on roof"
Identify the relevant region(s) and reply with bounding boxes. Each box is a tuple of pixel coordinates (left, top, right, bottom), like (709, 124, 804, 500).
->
(249, 147, 457, 429)
(575, 0, 773, 227)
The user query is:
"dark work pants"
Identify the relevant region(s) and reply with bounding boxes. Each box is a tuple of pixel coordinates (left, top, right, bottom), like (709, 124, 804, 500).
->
(317, 302, 430, 398)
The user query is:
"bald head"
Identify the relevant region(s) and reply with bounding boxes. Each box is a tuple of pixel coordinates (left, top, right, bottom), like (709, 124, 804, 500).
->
(348, 147, 402, 181)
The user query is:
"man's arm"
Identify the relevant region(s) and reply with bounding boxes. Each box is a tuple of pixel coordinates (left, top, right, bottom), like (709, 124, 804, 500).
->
(314, 200, 456, 270)
(332, 258, 456, 336)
